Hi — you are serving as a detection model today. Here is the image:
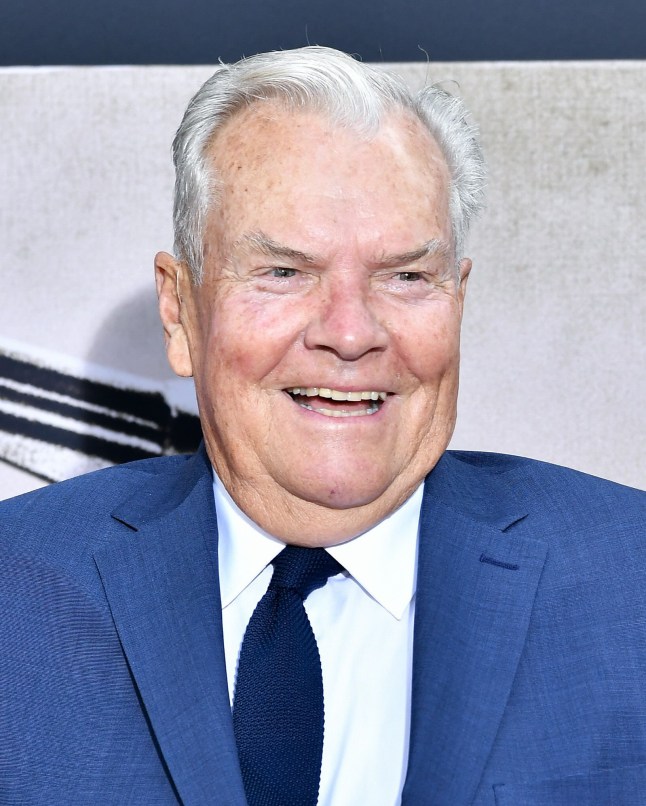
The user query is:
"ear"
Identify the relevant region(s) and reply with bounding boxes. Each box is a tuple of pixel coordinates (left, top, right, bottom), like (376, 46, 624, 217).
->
(457, 257, 472, 316)
(154, 251, 194, 378)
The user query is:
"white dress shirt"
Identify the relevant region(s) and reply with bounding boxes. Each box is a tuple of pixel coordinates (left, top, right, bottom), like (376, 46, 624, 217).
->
(214, 473, 422, 806)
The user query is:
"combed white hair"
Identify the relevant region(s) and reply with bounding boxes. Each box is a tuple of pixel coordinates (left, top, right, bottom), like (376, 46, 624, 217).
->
(171, 46, 485, 283)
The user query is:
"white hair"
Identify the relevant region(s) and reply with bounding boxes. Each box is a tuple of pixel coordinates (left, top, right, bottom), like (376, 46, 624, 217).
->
(171, 46, 486, 283)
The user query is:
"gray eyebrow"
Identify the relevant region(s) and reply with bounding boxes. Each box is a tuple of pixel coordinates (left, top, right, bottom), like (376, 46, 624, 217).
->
(375, 238, 452, 268)
(234, 232, 451, 267)
(235, 231, 318, 264)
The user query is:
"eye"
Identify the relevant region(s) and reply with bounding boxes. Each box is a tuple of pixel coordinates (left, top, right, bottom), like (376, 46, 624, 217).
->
(396, 271, 424, 282)
(268, 267, 297, 278)
(255, 265, 313, 294)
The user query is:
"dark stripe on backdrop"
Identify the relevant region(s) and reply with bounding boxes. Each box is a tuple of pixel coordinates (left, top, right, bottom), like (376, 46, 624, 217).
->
(0, 354, 169, 425)
(0, 409, 155, 469)
(0, 383, 165, 447)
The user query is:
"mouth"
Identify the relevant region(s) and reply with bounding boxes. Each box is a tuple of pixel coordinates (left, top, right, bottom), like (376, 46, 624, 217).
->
(284, 387, 388, 418)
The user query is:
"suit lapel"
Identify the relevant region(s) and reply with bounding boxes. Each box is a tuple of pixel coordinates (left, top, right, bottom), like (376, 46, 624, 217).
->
(94, 449, 247, 806)
(402, 454, 548, 805)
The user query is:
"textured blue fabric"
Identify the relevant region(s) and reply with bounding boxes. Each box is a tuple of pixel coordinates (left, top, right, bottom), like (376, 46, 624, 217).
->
(1, 446, 645, 805)
(233, 546, 343, 806)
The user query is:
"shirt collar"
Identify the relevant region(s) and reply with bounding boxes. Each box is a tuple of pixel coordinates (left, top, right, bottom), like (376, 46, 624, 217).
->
(214, 471, 422, 620)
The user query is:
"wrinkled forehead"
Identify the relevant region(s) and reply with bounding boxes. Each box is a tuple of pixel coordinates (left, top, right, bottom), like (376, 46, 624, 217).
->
(197, 101, 454, 274)
(209, 102, 450, 242)
(206, 99, 450, 194)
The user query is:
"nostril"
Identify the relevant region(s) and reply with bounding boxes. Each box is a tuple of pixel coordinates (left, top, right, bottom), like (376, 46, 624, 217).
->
(303, 318, 389, 359)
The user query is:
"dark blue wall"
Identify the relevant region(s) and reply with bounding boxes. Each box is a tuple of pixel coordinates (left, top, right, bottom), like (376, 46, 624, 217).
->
(3, 0, 645, 65)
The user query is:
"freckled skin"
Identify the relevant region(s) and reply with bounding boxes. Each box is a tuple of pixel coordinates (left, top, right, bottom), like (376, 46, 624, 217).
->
(155, 102, 471, 546)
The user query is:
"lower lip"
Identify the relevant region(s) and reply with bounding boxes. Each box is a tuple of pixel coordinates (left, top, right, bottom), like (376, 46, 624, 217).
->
(284, 392, 387, 421)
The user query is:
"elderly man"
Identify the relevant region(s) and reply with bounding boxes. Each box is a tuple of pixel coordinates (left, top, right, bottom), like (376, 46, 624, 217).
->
(1, 47, 645, 806)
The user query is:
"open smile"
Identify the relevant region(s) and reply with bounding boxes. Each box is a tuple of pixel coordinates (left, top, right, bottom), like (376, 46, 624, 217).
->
(285, 387, 388, 418)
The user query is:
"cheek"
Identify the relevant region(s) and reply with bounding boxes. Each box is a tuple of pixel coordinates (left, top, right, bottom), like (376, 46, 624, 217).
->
(202, 294, 307, 382)
(394, 313, 462, 384)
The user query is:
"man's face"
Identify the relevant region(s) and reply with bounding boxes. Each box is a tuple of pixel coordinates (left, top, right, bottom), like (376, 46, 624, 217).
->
(158, 103, 470, 543)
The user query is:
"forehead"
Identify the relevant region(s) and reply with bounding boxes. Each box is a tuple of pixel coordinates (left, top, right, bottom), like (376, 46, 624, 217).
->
(205, 102, 452, 254)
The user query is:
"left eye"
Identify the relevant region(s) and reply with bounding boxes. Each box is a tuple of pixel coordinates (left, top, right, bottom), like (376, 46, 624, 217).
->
(269, 267, 297, 278)
(396, 272, 423, 282)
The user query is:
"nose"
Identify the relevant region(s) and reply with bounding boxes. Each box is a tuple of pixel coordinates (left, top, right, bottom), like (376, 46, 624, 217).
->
(303, 273, 389, 360)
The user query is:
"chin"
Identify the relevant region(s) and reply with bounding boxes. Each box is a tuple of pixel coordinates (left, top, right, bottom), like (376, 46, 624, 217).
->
(284, 471, 399, 511)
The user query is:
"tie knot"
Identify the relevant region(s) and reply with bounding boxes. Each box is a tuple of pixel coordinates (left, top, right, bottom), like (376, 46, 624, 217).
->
(269, 545, 343, 599)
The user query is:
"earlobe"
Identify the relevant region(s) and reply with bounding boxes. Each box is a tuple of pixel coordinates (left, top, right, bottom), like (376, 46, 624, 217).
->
(154, 251, 194, 378)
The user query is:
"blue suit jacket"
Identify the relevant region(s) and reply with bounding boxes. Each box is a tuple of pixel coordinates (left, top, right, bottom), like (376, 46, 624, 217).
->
(1, 447, 645, 805)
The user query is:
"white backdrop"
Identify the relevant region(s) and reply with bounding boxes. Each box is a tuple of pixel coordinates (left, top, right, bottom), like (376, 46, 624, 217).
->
(1, 61, 645, 499)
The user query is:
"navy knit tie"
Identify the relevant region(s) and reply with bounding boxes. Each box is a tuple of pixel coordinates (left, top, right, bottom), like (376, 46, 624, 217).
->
(233, 545, 343, 806)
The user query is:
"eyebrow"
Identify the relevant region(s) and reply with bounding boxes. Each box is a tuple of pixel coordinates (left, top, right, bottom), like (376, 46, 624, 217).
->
(235, 231, 318, 264)
(374, 239, 452, 268)
(234, 231, 451, 267)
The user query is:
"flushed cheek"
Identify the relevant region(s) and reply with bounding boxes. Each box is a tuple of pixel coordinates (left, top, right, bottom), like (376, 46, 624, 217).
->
(395, 319, 461, 388)
(206, 296, 305, 379)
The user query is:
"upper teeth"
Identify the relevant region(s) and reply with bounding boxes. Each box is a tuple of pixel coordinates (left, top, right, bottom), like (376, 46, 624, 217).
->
(287, 388, 387, 401)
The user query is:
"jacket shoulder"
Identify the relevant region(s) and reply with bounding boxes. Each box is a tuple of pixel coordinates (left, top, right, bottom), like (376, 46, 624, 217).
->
(0, 454, 196, 575)
(1, 453, 191, 520)
(445, 449, 645, 523)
